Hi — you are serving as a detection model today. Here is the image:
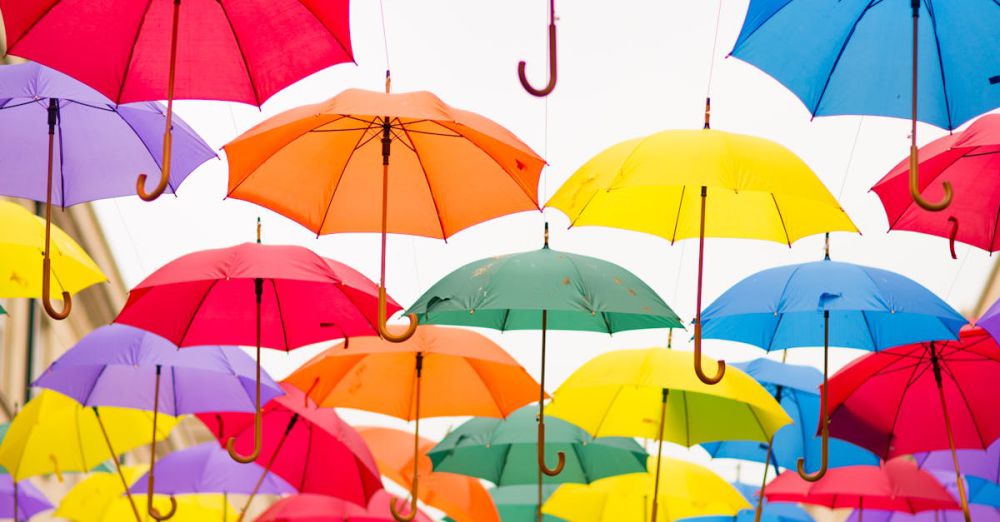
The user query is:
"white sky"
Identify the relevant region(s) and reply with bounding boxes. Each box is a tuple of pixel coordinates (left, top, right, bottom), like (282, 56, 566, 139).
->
(92, 0, 997, 491)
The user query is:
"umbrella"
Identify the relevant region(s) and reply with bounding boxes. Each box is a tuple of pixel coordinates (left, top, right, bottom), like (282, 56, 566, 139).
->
(483, 485, 564, 522)
(357, 427, 500, 522)
(541, 458, 751, 522)
(115, 240, 391, 464)
(844, 472, 1000, 522)
(367, 490, 436, 522)
(823, 327, 1000, 520)
(0, 474, 52, 521)
(222, 86, 546, 345)
(0, 199, 106, 316)
(33, 323, 285, 519)
(0, 390, 178, 521)
(545, 348, 790, 522)
(256, 492, 434, 522)
(0, 62, 214, 318)
(763, 460, 961, 521)
(129, 442, 295, 521)
(197, 384, 382, 520)
(678, 481, 814, 522)
(407, 229, 680, 510)
(546, 128, 856, 386)
(0, 0, 353, 201)
(872, 113, 1000, 258)
(284, 326, 538, 519)
(518, 0, 558, 96)
(700, 248, 966, 481)
(974, 296, 1000, 342)
(701, 358, 878, 519)
(730, 0, 1000, 211)
(915, 440, 1000, 483)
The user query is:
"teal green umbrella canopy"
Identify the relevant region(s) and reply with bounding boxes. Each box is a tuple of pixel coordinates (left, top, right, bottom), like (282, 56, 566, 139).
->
(446, 485, 566, 522)
(406, 243, 683, 332)
(427, 405, 648, 486)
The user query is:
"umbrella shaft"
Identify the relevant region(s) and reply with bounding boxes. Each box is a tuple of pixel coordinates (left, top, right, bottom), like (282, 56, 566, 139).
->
(935, 375, 972, 522)
(95, 409, 142, 522)
(238, 414, 299, 522)
(651, 388, 669, 522)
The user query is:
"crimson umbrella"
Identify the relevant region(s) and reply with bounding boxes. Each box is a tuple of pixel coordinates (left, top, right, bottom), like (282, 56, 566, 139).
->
(872, 113, 1000, 258)
(764, 459, 961, 521)
(198, 384, 382, 521)
(823, 327, 999, 522)
(116, 238, 396, 465)
(0, 0, 353, 201)
(256, 492, 434, 522)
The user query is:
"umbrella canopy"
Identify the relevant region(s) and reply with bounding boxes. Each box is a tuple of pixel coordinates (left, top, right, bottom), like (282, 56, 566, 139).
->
(427, 404, 648, 486)
(197, 384, 382, 509)
(128, 442, 295, 497)
(357, 427, 500, 522)
(680, 481, 814, 522)
(844, 472, 1000, 522)
(0, 475, 52, 521)
(257, 492, 434, 522)
(914, 440, 1000, 483)
(872, 113, 1000, 257)
(974, 297, 1000, 343)
(763, 460, 960, 515)
(542, 458, 751, 522)
(54, 465, 150, 522)
(484, 485, 564, 522)
(284, 325, 539, 419)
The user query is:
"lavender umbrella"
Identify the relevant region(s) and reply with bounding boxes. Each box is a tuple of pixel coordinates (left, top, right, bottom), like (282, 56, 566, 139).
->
(915, 441, 1000, 483)
(33, 324, 283, 521)
(844, 470, 1000, 522)
(0, 62, 214, 319)
(1, 475, 52, 521)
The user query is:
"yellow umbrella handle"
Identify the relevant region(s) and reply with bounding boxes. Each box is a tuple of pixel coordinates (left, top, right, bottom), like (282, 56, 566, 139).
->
(42, 98, 70, 320)
(137, 0, 180, 202)
(798, 311, 830, 482)
(518, 0, 557, 97)
(694, 186, 725, 385)
(908, 0, 951, 212)
(229, 280, 264, 463)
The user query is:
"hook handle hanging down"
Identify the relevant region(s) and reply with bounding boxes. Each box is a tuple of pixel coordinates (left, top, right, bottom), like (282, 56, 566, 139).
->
(390, 353, 425, 522)
(694, 186, 725, 384)
(378, 115, 418, 343)
(137, 0, 181, 201)
(908, 0, 951, 211)
(147, 366, 178, 521)
(228, 278, 265, 463)
(42, 98, 71, 320)
(798, 311, 830, 481)
(517, 0, 557, 97)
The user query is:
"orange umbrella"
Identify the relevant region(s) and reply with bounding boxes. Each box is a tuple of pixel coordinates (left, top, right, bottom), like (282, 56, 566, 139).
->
(283, 325, 539, 521)
(224, 81, 545, 344)
(357, 427, 501, 522)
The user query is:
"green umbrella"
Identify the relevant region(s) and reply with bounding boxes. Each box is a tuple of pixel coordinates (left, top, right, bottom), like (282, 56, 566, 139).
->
(444, 485, 566, 522)
(428, 405, 648, 484)
(0, 303, 6, 315)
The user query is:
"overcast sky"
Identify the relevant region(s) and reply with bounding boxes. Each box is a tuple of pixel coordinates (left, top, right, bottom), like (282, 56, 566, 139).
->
(92, 0, 997, 491)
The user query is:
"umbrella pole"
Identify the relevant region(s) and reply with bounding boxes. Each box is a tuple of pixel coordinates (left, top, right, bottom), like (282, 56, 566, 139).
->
(650, 388, 669, 522)
(798, 311, 830, 481)
(517, 0, 557, 96)
(137, 0, 179, 201)
(377, 115, 418, 343)
(907, 0, 951, 211)
(12, 478, 17, 522)
(146, 365, 177, 521)
(694, 186, 725, 385)
(237, 413, 299, 522)
(94, 408, 142, 522)
(538, 309, 566, 479)
(930, 342, 972, 522)
(42, 97, 71, 320)
(228, 279, 264, 463)
(754, 440, 774, 522)
(223, 492, 227, 522)
(391, 353, 424, 522)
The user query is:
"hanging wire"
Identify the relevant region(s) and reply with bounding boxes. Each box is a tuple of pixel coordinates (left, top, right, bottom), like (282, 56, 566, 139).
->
(837, 117, 865, 200)
(704, 0, 725, 99)
(112, 199, 147, 276)
(945, 246, 972, 301)
(378, 0, 392, 73)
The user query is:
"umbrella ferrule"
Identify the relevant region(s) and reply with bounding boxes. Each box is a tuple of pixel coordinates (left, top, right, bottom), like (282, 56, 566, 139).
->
(929, 342, 944, 385)
(911, 0, 920, 16)
(47, 98, 59, 132)
(415, 352, 424, 377)
(381, 117, 392, 165)
(285, 413, 300, 435)
(701, 186, 707, 198)
(254, 278, 264, 304)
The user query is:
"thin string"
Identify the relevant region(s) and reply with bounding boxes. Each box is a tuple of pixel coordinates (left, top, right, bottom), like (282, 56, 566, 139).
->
(705, 0, 725, 98)
(112, 199, 146, 276)
(378, 0, 391, 73)
(837, 117, 865, 200)
(945, 246, 971, 301)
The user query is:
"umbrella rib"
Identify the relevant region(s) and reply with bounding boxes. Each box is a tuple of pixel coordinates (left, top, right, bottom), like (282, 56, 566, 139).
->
(462, 358, 506, 418)
(295, 1, 355, 65)
(269, 279, 292, 351)
(399, 121, 449, 239)
(217, 1, 262, 105)
(682, 390, 691, 446)
(3, 0, 64, 56)
(743, 399, 772, 447)
(499, 308, 512, 332)
(172, 366, 179, 417)
(115, 0, 155, 104)
(175, 279, 221, 347)
(78, 364, 112, 407)
(299, 421, 314, 491)
(314, 116, 379, 235)
(880, 348, 929, 458)
(64, 100, 116, 112)
(923, 0, 955, 130)
(939, 362, 989, 448)
(114, 104, 179, 195)
(669, 186, 686, 244)
(989, 202, 1000, 253)
(591, 385, 628, 438)
(57, 107, 68, 208)
(0, 99, 46, 111)
(807, 1, 877, 117)
(770, 194, 792, 247)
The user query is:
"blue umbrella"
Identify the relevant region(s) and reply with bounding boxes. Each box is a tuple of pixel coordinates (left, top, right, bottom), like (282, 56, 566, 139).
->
(681, 482, 814, 522)
(731, 0, 1000, 211)
(701, 243, 965, 481)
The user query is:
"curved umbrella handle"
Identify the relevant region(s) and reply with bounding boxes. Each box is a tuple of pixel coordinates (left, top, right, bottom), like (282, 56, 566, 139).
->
(693, 331, 725, 385)
(909, 145, 952, 211)
(693, 185, 724, 385)
(798, 310, 830, 482)
(138, 0, 180, 202)
(948, 217, 959, 259)
(148, 496, 178, 521)
(42, 257, 71, 320)
(390, 492, 418, 522)
(378, 286, 418, 343)
(227, 371, 262, 463)
(796, 425, 829, 481)
(518, 0, 557, 97)
(537, 422, 566, 476)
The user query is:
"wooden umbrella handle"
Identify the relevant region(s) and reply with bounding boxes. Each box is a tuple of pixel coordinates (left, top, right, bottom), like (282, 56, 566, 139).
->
(798, 311, 830, 482)
(137, 0, 180, 202)
(908, 1, 951, 211)
(378, 287, 417, 342)
(518, 16, 557, 97)
(694, 186, 724, 385)
(537, 421, 566, 476)
(42, 258, 71, 320)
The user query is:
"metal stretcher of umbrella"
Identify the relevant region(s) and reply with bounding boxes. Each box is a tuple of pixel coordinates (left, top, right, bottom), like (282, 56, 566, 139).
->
(0, 62, 213, 319)
(0, 0, 354, 202)
(115, 239, 393, 466)
(731, 0, 1000, 212)
(33, 324, 284, 521)
(700, 240, 966, 482)
(222, 82, 545, 345)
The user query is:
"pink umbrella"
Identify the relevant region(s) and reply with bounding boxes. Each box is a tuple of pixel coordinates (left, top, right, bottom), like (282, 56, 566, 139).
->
(256, 492, 433, 522)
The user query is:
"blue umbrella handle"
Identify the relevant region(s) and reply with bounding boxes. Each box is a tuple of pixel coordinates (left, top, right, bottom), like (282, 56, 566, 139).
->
(137, 0, 180, 202)
(518, 0, 557, 97)
(908, 1, 951, 212)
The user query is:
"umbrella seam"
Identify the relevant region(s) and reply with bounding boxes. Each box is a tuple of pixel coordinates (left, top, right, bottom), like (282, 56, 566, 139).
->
(729, 0, 796, 51)
(295, 1, 356, 67)
(114, 0, 155, 104)
(77, 365, 112, 408)
(989, 202, 1000, 252)
(399, 121, 449, 239)
(462, 358, 507, 418)
(669, 185, 686, 244)
(175, 279, 221, 347)
(591, 385, 628, 438)
(770, 194, 792, 247)
(938, 361, 989, 448)
(923, 0, 956, 130)
(3, 1, 64, 57)
(807, 1, 878, 117)
(880, 348, 930, 458)
(312, 115, 377, 235)
(299, 421, 314, 492)
(114, 104, 179, 195)
(216, 1, 262, 106)
(269, 279, 292, 351)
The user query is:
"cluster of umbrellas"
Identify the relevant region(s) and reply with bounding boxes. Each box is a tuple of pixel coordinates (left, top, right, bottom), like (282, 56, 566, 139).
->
(0, 0, 998, 522)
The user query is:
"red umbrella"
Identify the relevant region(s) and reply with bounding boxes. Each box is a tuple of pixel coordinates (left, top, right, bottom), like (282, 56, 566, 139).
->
(198, 385, 382, 521)
(872, 114, 1000, 258)
(764, 459, 960, 521)
(116, 239, 397, 466)
(0, 0, 353, 201)
(823, 327, 999, 522)
(256, 492, 433, 522)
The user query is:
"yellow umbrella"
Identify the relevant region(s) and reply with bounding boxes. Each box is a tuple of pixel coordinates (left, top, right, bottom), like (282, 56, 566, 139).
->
(0, 200, 106, 318)
(0, 390, 179, 522)
(546, 128, 857, 385)
(546, 348, 789, 522)
(542, 457, 750, 522)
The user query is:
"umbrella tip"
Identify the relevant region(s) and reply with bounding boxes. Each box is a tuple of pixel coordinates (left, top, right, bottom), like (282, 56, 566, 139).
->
(256, 217, 261, 244)
(544, 222, 550, 248)
(824, 233, 831, 260)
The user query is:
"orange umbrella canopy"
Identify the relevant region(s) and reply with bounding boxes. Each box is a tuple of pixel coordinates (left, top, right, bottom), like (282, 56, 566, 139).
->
(283, 325, 540, 420)
(358, 426, 501, 522)
(223, 88, 545, 238)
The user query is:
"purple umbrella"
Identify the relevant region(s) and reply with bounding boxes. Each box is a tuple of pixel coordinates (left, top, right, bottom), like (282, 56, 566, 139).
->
(33, 324, 283, 521)
(129, 442, 295, 520)
(845, 470, 998, 522)
(915, 441, 1000, 483)
(1, 475, 52, 521)
(0, 62, 214, 320)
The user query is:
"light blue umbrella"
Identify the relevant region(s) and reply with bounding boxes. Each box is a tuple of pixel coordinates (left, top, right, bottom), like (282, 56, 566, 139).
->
(730, 0, 1000, 211)
(701, 245, 965, 481)
(680, 481, 813, 522)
